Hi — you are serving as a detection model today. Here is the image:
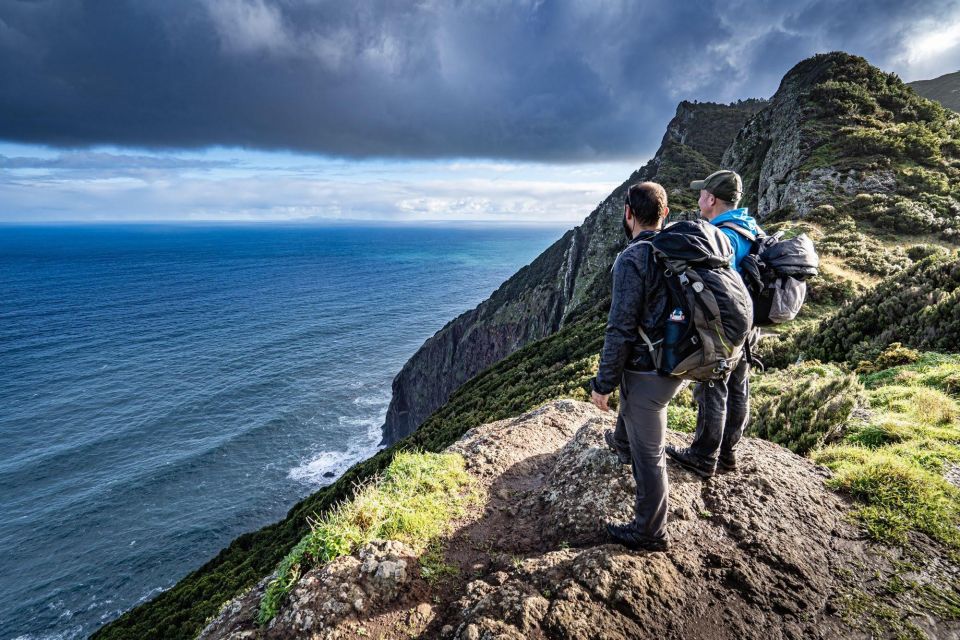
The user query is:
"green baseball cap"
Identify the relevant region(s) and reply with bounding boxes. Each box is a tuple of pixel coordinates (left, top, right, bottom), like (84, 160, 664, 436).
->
(690, 170, 743, 203)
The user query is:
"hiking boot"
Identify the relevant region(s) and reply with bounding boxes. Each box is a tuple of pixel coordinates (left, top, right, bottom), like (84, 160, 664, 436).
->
(605, 521, 670, 552)
(665, 445, 716, 479)
(604, 429, 631, 465)
(717, 451, 737, 473)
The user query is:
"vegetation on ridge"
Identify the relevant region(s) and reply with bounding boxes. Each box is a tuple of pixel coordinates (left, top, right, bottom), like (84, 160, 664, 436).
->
(257, 451, 473, 624)
(738, 53, 960, 242)
(797, 250, 960, 364)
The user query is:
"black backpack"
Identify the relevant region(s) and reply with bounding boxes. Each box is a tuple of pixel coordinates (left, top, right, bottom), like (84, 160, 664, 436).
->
(717, 223, 819, 326)
(637, 220, 753, 381)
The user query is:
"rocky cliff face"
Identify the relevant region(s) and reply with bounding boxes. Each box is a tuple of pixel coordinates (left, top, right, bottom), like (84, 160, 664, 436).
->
(724, 53, 875, 218)
(724, 52, 960, 231)
(382, 99, 765, 443)
(201, 400, 959, 639)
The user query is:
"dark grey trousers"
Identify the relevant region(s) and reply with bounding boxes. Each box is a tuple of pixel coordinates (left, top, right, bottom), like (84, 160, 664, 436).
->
(612, 370, 683, 540)
(689, 355, 751, 466)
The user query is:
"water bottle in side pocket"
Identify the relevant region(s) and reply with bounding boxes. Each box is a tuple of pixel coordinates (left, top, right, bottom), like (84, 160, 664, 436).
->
(662, 306, 687, 372)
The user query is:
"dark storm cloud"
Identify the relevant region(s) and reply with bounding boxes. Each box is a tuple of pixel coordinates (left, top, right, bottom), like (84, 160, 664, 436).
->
(0, 0, 957, 160)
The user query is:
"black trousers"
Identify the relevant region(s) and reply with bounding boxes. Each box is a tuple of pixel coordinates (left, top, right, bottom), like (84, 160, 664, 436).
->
(689, 356, 750, 466)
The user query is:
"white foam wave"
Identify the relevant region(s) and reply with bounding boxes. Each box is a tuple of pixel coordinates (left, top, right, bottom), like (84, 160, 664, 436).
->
(287, 450, 342, 483)
(287, 440, 382, 486)
(288, 420, 383, 487)
(289, 385, 389, 486)
(351, 390, 392, 408)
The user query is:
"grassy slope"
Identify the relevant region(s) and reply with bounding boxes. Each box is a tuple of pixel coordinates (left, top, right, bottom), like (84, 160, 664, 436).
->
(748, 347, 960, 552)
(258, 451, 473, 623)
(796, 250, 960, 364)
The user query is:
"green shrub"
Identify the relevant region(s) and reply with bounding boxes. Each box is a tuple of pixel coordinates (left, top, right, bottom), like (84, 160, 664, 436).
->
(799, 252, 960, 363)
(907, 244, 946, 261)
(668, 404, 697, 433)
(812, 209, 910, 277)
(810, 80, 879, 118)
(749, 362, 866, 454)
(806, 271, 864, 308)
(855, 343, 921, 374)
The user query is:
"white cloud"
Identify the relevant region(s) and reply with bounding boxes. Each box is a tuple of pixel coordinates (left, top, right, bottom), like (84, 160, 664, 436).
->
(893, 15, 960, 80)
(0, 147, 631, 224)
(203, 0, 292, 55)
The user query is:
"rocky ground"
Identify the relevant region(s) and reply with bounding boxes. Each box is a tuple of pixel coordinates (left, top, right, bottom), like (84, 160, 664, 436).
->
(200, 400, 960, 640)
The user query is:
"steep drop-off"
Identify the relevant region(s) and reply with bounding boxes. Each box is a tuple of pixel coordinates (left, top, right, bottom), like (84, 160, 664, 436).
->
(200, 400, 960, 640)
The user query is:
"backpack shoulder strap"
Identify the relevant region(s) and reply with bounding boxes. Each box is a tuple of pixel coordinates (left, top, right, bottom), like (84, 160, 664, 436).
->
(716, 222, 759, 242)
(610, 239, 656, 273)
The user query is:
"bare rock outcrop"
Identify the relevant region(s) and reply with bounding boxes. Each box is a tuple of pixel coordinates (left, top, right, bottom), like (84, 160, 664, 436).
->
(444, 402, 882, 639)
(200, 541, 420, 640)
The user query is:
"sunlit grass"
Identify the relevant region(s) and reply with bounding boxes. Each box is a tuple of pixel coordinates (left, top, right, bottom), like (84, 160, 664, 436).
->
(811, 350, 960, 548)
(257, 451, 472, 624)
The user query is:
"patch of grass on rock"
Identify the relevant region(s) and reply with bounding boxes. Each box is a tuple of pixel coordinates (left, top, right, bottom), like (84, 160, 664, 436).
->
(258, 451, 473, 624)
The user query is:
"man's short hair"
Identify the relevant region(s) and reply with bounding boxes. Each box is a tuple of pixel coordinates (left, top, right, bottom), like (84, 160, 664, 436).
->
(626, 182, 668, 226)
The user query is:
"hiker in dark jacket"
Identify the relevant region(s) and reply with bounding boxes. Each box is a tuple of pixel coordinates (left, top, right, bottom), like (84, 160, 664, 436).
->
(666, 170, 761, 477)
(590, 181, 680, 552)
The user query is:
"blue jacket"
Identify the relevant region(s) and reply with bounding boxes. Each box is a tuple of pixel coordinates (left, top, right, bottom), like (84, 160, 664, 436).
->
(710, 208, 762, 274)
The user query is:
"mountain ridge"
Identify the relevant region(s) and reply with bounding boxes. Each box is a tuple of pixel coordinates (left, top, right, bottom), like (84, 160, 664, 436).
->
(910, 69, 960, 112)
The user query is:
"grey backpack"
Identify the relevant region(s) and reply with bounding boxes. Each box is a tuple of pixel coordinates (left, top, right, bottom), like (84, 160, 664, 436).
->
(718, 223, 819, 326)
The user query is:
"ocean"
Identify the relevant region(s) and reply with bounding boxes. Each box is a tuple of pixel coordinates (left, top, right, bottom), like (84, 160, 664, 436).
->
(0, 223, 565, 639)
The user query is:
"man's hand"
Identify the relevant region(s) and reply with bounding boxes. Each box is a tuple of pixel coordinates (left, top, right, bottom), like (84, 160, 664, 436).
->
(591, 390, 611, 412)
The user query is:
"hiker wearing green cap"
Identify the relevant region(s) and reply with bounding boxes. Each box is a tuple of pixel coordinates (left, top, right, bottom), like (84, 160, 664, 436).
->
(665, 169, 761, 478)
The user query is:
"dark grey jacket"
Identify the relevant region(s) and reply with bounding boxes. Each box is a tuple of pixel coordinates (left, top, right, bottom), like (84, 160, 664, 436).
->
(590, 230, 670, 395)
